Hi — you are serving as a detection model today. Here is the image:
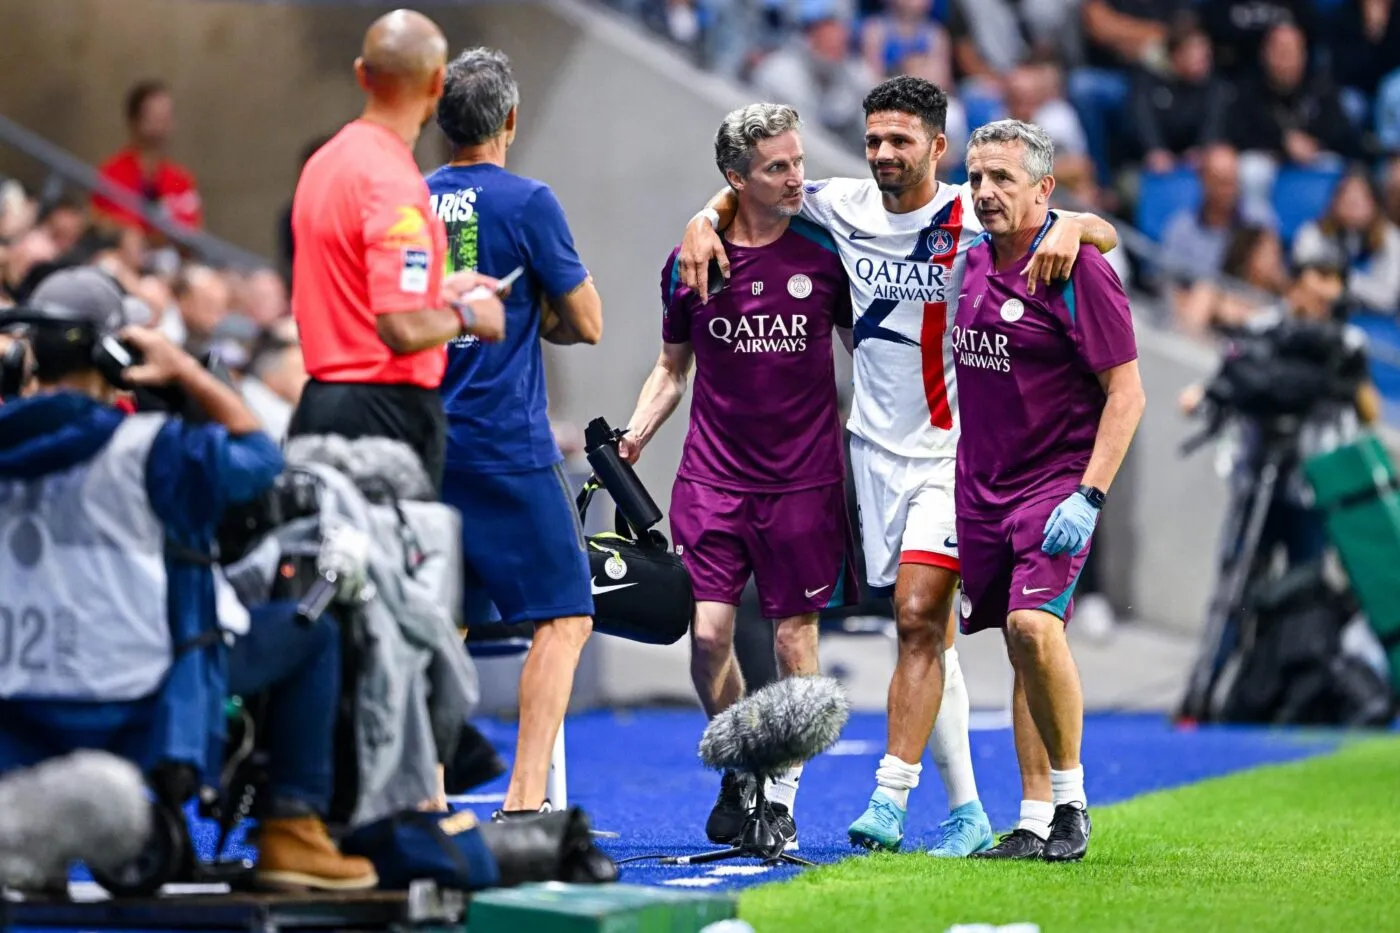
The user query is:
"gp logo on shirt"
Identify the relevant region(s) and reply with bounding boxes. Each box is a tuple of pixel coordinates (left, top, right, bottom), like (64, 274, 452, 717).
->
(708, 313, 810, 353)
(383, 205, 431, 248)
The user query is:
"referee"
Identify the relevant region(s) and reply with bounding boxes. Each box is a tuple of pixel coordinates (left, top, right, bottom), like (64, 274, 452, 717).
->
(287, 8, 505, 491)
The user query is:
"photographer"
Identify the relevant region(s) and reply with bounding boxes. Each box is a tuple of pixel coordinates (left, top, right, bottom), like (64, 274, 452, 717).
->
(0, 268, 375, 892)
(1180, 248, 1382, 569)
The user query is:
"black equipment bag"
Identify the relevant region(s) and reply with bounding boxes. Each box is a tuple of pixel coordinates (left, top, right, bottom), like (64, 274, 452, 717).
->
(575, 477, 694, 646)
(1221, 562, 1394, 727)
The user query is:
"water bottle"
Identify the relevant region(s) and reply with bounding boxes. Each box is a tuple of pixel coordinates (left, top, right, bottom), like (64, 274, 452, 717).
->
(584, 416, 663, 532)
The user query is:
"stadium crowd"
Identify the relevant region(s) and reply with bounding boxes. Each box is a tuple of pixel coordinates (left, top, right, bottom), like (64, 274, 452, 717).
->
(610, 0, 1400, 334)
(0, 79, 307, 440)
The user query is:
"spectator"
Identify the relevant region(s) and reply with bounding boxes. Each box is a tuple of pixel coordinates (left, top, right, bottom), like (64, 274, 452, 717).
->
(1, 228, 58, 302)
(1378, 67, 1400, 156)
(92, 80, 203, 240)
(751, 6, 877, 143)
(1074, 0, 1186, 182)
(1002, 61, 1091, 171)
(1174, 225, 1289, 337)
(860, 0, 951, 80)
(948, 0, 1076, 93)
(34, 198, 87, 257)
(897, 51, 968, 175)
(171, 263, 231, 356)
(233, 268, 291, 328)
(240, 318, 307, 441)
(1384, 155, 1400, 225)
(1321, 0, 1399, 123)
(1292, 167, 1400, 314)
(1200, 0, 1312, 79)
(1226, 23, 1360, 206)
(1132, 20, 1229, 171)
(1159, 144, 1278, 283)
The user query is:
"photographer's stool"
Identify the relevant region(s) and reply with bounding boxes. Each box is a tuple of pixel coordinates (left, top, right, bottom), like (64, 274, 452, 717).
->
(465, 626, 568, 810)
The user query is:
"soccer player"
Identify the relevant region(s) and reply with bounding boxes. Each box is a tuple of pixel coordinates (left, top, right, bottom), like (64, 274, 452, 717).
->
(425, 48, 604, 816)
(619, 103, 858, 849)
(674, 77, 1120, 855)
(955, 119, 1145, 861)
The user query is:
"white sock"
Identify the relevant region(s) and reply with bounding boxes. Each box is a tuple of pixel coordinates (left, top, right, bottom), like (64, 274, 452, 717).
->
(1017, 799, 1054, 840)
(874, 754, 921, 809)
(766, 764, 803, 815)
(930, 646, 980, 810)
(1051, 766, 1086, 809)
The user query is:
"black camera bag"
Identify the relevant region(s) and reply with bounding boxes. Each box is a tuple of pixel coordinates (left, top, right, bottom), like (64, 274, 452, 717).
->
(575, 478, 693, 646)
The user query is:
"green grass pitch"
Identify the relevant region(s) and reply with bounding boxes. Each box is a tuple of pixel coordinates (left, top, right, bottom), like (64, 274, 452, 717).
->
(739, 736, 1400, 932)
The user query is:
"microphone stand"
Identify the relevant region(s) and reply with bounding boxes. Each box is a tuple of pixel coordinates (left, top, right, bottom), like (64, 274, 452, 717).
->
(657, 774, 814, 868)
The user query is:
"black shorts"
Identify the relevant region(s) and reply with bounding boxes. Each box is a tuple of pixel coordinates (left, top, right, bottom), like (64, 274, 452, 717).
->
(287, 379, 447, 493)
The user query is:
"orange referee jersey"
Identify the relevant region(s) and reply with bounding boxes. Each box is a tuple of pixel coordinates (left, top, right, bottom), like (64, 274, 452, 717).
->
(290, 119, 448, 389)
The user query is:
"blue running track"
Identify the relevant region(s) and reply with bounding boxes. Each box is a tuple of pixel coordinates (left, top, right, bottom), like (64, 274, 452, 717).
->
(152, 708, 1343, 896)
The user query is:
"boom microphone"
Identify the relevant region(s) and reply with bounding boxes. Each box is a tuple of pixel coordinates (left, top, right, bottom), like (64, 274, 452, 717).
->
(699, 675, 850, 780)
(0, 751, 152, 889)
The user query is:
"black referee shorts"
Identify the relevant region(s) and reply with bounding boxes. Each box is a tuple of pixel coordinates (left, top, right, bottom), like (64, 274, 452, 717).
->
(287, 378, 447, 494)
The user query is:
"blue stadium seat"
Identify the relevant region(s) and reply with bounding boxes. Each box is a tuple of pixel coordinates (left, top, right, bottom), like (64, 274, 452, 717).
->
(1348, 313, 1400, 425)
(963, 95, 1002, 136)
(1272, 167, 1343, 244)
(1135, 169, 1200, 243)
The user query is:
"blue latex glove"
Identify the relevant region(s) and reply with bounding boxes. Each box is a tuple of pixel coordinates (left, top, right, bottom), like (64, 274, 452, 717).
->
(1041, 491, 1099, 556)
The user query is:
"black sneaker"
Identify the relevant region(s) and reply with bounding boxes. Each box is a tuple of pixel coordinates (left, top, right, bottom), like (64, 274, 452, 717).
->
(705, 771, 753, 844)
(764, 801, 798, 851)
(1042, 804, 1091, 862)
(970, 828, 1046, 860)
(491, 800, 553, 822)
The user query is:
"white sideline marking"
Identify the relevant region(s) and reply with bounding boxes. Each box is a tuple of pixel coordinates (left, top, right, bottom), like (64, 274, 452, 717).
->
(446, 792, 506, 804)
(663, 877, 724, 887)
(707, 866, 770, 876)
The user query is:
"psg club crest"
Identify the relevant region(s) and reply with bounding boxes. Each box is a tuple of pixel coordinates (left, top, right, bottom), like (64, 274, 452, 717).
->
(927, 228, 955, 257)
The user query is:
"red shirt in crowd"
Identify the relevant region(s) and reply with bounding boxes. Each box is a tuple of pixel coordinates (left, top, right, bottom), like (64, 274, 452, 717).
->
(289, 119, 448, 390)
(92, 148, 203, 234)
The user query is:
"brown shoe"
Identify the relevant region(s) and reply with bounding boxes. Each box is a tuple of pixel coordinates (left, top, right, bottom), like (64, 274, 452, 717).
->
(254, 816, 378, 892)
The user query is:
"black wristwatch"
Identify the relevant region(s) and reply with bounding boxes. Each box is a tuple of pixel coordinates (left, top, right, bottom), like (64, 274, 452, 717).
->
(1077, 485, 1107, 509)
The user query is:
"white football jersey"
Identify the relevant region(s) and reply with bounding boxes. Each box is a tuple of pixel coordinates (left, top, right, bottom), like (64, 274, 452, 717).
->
(799, 177, 982, 460)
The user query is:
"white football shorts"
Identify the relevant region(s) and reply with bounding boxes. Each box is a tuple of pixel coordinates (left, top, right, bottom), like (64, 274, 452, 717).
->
(849, 433, 959, 593)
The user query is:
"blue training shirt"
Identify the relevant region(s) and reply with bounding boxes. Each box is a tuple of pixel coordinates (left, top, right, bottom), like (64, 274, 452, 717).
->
(425, 163, 589, 473)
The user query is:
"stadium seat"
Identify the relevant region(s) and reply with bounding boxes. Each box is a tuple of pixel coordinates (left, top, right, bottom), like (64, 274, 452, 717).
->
(1135, 168, 1200, 243)
(464, 626, 569, 810)
(963, 94, 1002, 136)
(1347, 313, 1400, 425)
(1272, 166, 1343, 244)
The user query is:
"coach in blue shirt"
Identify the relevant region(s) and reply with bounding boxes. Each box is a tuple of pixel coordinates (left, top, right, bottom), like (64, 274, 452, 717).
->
(426, 48, 604, 816)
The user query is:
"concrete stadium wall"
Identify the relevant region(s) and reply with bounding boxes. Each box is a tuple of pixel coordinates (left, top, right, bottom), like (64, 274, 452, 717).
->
(4, 0, 1394, 711)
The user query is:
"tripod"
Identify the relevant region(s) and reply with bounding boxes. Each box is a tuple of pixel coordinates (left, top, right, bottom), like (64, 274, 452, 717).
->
(658, 777, 814, 868)
(1178, 420, 1299, 722)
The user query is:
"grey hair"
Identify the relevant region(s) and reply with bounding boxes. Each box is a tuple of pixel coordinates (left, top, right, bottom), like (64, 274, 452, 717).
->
(966, 119, 1055, 181)
(715, 103, 802, 179)
(436, 48, 520, 149)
